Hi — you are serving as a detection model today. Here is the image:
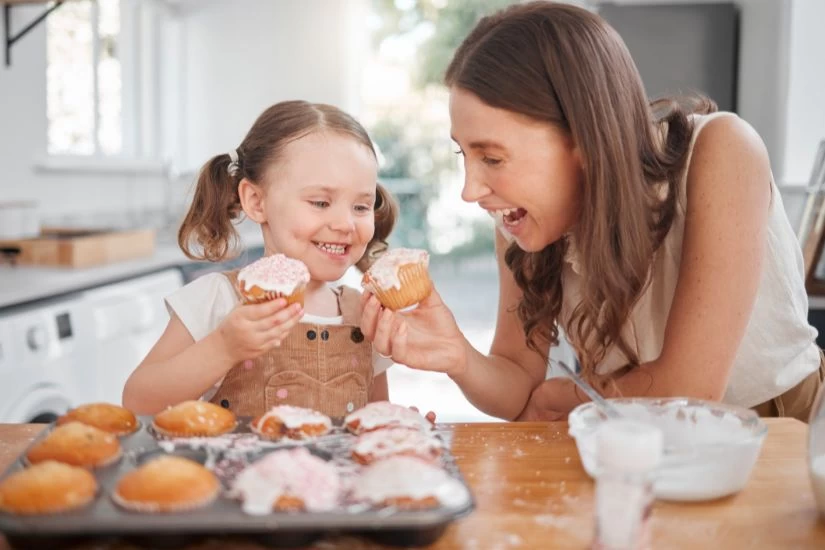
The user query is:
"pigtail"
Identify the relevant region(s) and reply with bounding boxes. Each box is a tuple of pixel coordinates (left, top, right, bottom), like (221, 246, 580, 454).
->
(178, 153, 244, 261)
(356, 183, 399, 272)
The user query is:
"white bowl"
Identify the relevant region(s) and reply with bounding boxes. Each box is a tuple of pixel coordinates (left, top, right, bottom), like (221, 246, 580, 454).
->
(568, 397, 767, 501)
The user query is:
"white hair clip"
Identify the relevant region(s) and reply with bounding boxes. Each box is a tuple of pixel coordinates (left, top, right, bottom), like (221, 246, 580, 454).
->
(227, 149, 240, 176)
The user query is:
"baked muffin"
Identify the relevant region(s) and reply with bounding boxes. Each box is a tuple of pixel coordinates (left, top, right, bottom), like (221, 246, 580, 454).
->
(351, 456, 470, 510)
(237, 253, 310, 306)
(0, 461, 97, 515)
(26, 422, 121, 469)
(344, 401, 432, 435)
(250, 405, 332, 441)
(352, 426, 443, 465)
(361, 248, 432, 310)
(112, 455, 220, 513)
(57, 402, 139, 436)
(152, 400, 237, 438)
(231, 447, 341, 514)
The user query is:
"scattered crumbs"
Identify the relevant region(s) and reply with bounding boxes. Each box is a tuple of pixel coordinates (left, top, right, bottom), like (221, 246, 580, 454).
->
(535, 513, 571, 528)
(513, 498, 527, 507)
(507, 534, 523, 546)
(499, 446, 506, 452)
(513, 448, 525, 458)
(533, 435, 544, 442)
(565, 456, 571, 464)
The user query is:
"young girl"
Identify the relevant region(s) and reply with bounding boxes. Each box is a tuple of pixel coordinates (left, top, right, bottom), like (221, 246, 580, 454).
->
(360, 2, 824, 422)
(123, 100, 397, 417)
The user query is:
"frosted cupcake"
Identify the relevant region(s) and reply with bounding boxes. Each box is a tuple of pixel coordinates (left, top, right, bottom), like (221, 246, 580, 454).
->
(237, 253, 310, 306)
(361, 248, 432, 310)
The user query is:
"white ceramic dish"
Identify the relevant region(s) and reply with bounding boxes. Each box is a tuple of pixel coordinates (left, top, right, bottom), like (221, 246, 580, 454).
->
(568, 397, 767, 501)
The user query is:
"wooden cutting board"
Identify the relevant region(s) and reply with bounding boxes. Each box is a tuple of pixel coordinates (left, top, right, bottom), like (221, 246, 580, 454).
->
(0, 227, 155, 268)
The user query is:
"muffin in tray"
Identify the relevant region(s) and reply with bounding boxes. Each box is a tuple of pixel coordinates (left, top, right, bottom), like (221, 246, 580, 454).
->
(0, 461, 98, 515)
(250, 405, 332, 441)
(57, 402, 139, 436)
(351, 455, 470, 510)
(152, 400, 237, 438)
(237, 253, 310, 306)
(351, 426, 443, 465)
(361, 248, 432, 310)
(112, 455, 220, 513)
(26, 422, 121, 469)
(344, 401, 432, 435)
(231, 447, 341, 514)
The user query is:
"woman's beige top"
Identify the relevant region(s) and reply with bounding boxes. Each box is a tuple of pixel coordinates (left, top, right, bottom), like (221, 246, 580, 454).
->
(557, 112, 819, 407)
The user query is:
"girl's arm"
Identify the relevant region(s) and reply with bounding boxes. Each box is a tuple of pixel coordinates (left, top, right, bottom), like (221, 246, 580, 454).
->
(369, 372, 389, 402)
(522, 115, 773, 416)
(122, 298, 303, 414)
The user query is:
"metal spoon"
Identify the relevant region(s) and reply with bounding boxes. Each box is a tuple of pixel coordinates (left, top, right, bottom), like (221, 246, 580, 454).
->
(550, 358, 623, 419)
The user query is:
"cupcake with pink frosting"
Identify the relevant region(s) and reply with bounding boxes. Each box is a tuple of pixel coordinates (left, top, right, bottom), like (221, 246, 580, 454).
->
(237, 253, 310, 306)
(361, 248, 432, 310)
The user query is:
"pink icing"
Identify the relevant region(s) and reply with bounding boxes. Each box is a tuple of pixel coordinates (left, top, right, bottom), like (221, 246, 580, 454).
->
(238, 254, 310, 294)
(345, 401, 432, 433)
(362, 248, 428, 290)
(353, 427, 443, 462)
(351, 455, 469, 508)
(231, 447, 341, 514)
(253, 405, 332, 432)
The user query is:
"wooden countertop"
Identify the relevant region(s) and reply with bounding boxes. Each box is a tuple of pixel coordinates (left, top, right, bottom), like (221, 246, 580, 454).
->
(0, 419, 823, 549)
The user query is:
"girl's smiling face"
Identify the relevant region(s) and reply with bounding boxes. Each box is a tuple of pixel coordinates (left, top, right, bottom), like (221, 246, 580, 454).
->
(449, 87, 584, 252)
(242, 131, 378, 283)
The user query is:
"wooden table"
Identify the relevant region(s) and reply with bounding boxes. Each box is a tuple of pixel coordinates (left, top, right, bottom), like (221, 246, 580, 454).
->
(0, 419, 823, 549)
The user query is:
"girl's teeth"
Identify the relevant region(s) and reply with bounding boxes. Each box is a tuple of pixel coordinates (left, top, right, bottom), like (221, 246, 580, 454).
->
(316, 243, 346, 255)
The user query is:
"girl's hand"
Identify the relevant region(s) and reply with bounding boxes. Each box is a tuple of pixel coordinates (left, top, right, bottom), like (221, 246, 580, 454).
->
(215, 298, 303, 364)
(409, 406, 437, 425)
(360, 288, 469, 378)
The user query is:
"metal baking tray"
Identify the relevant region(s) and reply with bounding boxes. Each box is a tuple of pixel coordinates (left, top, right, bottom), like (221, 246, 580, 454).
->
(0, 417, 475, 549)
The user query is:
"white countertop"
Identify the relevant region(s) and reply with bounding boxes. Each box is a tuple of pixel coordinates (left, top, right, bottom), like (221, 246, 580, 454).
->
(0, 228, 265, 310)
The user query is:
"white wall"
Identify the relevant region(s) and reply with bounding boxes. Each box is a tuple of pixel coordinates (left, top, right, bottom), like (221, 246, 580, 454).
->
(176, 0, 367, 173)
(0, 0, 366, 223)
(782, 0, 825, 186)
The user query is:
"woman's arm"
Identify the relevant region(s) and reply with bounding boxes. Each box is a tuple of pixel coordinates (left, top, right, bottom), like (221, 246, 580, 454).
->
(521, 115, 773, 417)
(448, 230, 549, 418)
(361, 230, 547, 420)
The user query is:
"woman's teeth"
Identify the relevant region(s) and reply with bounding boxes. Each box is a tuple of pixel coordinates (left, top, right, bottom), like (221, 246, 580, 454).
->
(315, 242, 346, 255)
(491, 208, 527, 227)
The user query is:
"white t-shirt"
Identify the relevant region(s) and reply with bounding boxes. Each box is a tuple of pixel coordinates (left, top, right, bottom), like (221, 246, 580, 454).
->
(164, 272, 393, 377)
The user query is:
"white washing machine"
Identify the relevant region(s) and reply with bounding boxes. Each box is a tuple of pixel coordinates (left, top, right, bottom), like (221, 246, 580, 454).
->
(0, 292, 93, 423)
(82, 268, 183, 405)
(0, 267, 183, 423)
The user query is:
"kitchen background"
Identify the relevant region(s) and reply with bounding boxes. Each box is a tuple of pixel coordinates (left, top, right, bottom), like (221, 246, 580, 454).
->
(0, 0, 824, 424)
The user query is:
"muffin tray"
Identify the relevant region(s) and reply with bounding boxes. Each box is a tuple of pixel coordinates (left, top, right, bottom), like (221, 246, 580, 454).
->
(0, 417, 475, 549)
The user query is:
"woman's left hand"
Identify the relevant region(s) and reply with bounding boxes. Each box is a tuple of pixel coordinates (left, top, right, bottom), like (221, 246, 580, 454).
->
(517, 377, 580, 421)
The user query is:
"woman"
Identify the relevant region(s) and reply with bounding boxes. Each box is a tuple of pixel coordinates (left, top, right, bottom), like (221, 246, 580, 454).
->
(360, 2, 823, 422)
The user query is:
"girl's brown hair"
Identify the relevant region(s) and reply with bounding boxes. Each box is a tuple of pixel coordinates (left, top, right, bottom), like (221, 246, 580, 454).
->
(446, 2, 715, 379)
(179, 100, 397, 270)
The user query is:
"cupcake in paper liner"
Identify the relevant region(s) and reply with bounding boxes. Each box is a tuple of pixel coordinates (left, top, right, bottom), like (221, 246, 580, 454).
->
(237, 253, 310, 306)
(0, 461, 98, 515)
(112, 456, 219, 513)
(361, 248, 432, 310)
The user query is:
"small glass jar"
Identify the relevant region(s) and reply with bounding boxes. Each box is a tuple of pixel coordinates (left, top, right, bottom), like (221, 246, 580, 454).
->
(593, 419, 663, 550)
(808, 383, 825, 517)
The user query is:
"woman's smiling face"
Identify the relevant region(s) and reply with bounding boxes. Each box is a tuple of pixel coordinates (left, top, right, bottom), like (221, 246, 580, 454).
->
(449, 87, 584, 251)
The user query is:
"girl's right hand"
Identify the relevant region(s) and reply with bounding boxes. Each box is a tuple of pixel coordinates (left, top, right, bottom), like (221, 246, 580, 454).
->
(215, 298, 303, 363)
(360, 288, 469, 378)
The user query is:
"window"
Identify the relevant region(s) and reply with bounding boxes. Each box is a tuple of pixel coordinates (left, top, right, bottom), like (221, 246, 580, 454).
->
(46, 0, 121, 156)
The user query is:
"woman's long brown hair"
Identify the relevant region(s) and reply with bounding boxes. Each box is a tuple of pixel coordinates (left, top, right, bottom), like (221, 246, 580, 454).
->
(446, 2, 715, 378)
(178, 100, 397, 270)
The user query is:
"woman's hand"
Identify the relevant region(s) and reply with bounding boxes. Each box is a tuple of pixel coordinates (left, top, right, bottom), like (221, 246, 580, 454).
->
(516, 377, 581, 421)
(215, 298, 303, 364)
(360, 288, 469, 378)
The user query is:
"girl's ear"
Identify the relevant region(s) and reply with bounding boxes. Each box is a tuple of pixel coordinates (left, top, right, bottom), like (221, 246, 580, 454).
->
(238, 178, 267, 223)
